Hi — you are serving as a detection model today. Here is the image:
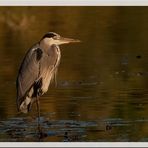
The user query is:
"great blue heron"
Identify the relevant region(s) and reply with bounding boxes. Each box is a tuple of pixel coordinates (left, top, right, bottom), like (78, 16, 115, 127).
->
(16, 32, 80, 133)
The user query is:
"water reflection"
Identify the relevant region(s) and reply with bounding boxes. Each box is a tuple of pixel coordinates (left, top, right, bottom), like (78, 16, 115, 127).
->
(0, 6, 147, 141)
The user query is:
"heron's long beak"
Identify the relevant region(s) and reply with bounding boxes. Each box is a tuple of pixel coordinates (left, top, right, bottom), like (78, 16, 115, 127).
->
(59, 37, 81, 45)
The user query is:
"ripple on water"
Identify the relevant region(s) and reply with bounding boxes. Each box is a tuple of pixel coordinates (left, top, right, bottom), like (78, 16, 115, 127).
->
(0, 116, 147, 142)
(0, 117, 98, 142)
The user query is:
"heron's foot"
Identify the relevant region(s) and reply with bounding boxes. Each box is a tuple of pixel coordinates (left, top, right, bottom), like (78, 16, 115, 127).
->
(37, 124, 42, 133)
(37, 127, 48, 139)
(38, 131, 48, 139)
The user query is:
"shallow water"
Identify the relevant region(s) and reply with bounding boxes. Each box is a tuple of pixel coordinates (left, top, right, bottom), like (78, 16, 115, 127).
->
(0, 7, 148, 142)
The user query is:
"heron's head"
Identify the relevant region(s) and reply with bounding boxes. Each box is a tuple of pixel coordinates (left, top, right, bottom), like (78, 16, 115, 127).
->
(41, 32, 80, 46)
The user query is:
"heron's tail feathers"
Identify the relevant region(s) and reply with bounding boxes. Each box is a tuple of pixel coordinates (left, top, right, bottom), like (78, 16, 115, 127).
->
(19, 96, 31, 113)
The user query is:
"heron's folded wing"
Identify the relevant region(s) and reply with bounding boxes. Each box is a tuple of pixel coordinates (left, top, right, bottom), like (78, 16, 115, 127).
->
(16, 45, 41, 102)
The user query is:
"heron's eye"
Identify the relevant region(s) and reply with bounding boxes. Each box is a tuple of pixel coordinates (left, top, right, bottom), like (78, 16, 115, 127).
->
(53, 35, 60, 40)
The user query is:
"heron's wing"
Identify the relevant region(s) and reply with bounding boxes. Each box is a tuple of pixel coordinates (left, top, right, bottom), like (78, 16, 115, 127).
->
(16, 44, 41, 103)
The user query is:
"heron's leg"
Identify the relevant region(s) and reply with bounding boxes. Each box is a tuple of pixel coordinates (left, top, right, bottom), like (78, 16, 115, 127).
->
(36, 97, 41, 134)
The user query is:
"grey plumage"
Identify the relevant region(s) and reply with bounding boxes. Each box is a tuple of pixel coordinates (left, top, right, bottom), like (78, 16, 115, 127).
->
(17, 44, 60, 113)
(16, 32, 80, 114)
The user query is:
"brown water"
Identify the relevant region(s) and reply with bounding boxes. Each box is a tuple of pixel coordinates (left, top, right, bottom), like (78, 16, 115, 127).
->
(0, 6, 147, 142)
